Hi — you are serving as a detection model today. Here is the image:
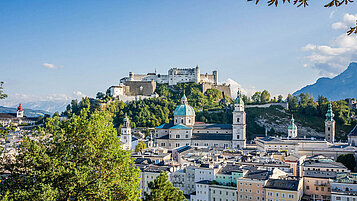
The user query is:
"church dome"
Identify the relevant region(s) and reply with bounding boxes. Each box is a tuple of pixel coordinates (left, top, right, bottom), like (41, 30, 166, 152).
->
(288, 116, 297, 130)
(174, 94, 195, 116)
(17, 104, 23, 111)
(235, 91, 244, 105)
(174, 104, 195, 116)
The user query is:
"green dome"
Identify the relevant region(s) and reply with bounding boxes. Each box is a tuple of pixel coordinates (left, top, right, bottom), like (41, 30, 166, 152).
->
(174, 104, 195, 116)
(235, 90, 244, 105)
(325, 102, 335, 122)
(288, 115, 297, 130)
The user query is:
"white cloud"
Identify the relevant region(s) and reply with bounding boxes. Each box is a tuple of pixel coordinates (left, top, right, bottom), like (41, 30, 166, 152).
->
(223, 78, 257, 98)
(332, 22, 347, 30)
(43, 63, 63, 69)
(331, 13, 357, 30)
(329, 11, 335, 19)
(302, 13, 357, 77)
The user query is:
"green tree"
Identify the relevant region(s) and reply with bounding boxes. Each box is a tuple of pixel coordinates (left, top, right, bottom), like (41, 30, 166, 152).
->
(0, 81, 7, 100)
(135, 141, 147, 153)
(248, 0, 357, 35)
(337, 154, 356, 172)
(277, 95, 283, 103)
(96, 92, 106, 100)
(251, 92, 262, 103)
(260, 90, 271, 103)
(143, 171, 186, 201)
(0, 109, 141, 200)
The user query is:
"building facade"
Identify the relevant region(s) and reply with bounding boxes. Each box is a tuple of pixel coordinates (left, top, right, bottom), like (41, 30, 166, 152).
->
(155, 93, 246, 150)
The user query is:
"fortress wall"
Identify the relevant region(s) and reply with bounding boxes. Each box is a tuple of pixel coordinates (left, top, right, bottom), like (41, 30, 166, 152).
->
(124, 81, 157, 96)
(201, 83, 232, 98)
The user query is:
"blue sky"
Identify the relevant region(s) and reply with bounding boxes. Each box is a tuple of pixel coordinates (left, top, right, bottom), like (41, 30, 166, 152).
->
(1, 0, 357, 108)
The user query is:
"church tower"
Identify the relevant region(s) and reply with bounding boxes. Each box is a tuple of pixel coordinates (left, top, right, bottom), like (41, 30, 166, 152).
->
(288, 115, 297, 139)
(232, 90, 246, 149)
(17, 104, 23, 118)
(325, 102, 335, 143)
(120, 115, 132, 150)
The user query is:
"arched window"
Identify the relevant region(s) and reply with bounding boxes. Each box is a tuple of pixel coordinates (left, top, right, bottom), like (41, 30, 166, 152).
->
(237, 118, 240, 123)
(181, 119, 183, 123)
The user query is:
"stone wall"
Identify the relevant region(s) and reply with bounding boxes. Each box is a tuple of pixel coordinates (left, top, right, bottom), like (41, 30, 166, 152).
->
(201, 83, 232, 98)
(124, 80, 157, 96)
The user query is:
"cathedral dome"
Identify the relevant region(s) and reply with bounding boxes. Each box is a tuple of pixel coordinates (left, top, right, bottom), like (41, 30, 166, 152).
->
(174, 104, 195, 116)
(174, 94, 195, 116)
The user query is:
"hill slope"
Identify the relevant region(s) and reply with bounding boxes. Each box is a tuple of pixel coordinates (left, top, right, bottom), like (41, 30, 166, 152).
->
(0, 106, 50, 117)
(294, 62, 357, 100)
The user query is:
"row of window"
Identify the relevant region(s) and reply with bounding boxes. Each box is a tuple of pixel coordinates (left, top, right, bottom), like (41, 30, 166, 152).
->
(267, 192, 294, 198)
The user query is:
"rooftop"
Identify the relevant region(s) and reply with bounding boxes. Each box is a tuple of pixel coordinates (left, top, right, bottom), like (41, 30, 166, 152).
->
(191, 133, 232, 141)
(264, 179, 300, 191)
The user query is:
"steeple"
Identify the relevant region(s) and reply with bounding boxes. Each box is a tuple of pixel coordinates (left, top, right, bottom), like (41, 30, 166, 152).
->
(325, 102, 335, 143)
(288, 114, 297, 138)
(232, 88, 246, 149)
(121, 114, 132, 150)
(325, 102, 335, 122)
(181, 93, 188, 105)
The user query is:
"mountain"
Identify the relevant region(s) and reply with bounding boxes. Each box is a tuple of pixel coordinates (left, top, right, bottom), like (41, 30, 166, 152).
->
(0, 106, 51, 117)
(293, 62, 357, 100)
(10, 101, 69, 114)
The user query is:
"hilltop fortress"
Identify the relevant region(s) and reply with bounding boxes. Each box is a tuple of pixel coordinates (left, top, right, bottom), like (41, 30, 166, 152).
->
(109, 66, 231, 100)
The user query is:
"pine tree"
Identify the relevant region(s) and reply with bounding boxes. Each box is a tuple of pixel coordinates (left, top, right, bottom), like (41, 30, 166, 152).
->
(143, 171, 186, 201)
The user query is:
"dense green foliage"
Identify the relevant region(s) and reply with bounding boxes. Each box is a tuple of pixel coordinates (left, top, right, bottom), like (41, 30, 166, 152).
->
(337, 154, 357, 172)
(143, 171, 186, 201)
(135, 141, 147, 153)
(0, 81, 7, 100)
(0, 109, 141, 200)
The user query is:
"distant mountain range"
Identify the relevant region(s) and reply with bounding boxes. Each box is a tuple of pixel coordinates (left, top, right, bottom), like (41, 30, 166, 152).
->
(294, 62, 357, 100)
(0, 106, 51, 117)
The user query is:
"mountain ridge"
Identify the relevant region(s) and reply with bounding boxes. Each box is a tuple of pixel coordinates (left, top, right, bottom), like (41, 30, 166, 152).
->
(293, 62, 357, 100)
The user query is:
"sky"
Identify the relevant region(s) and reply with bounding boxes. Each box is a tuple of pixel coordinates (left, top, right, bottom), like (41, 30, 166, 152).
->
(1, 0, 357, 109)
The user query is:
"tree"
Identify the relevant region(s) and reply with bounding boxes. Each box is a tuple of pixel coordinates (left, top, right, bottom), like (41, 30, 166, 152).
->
(0, 81, 7, 100)
(260, 90, 271, 103)
(277, 95, 283, 103)
(248, 0, 357, 35)
(337, 154, 356, 172)
(0, 109, 141, 200)
(96, 92, 106, 100)
(135, 141, 147, 153)
(252, 91, 262, 103)
(143, 171, 186, 201)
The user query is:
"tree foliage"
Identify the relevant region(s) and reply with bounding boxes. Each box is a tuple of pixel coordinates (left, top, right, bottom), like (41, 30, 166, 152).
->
(135, 141, 147, 153)
(0, 81, 7, 100)
(247, 0, 356, 35)
(143, 171, 186, 201)
(0, 109, 141, 200)
(337, 154, 357, 172)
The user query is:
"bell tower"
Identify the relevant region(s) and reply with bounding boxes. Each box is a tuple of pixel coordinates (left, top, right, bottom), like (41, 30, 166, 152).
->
(120, 115, 132, 150)
(325, 102, 335, 143)
(232, 90, 246, 149)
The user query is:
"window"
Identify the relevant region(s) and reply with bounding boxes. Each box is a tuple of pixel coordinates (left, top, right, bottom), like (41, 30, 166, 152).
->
(237, 135, 239, 139)
(336, 197, 341, 200)
(288, 194, 294, 199)
(176, 143, 180, 147)
(185, 134, 189, 138)
(176, 135, 180, 138)
(237, 118, 240, 123)
(306, 186, 310, 190)
(161, 143, 165, 146)
(316, 187, 319, 191)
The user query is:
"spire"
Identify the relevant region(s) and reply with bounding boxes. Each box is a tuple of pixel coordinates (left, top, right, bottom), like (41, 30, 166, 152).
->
(234, 89, 244, 105)
(181, 92, 188, 105)
(288, 114, 297, 130)
(325, 102, 335, 122)
(123, 113, 130, 128)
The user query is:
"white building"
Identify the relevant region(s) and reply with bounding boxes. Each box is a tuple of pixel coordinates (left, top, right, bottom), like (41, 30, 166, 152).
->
(155, 92, 246, 150)
(120, 66, 218, 86)
(330, 173, 357, 201)
(0, 104, 36, 126)
(120, 115, 139, 151)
